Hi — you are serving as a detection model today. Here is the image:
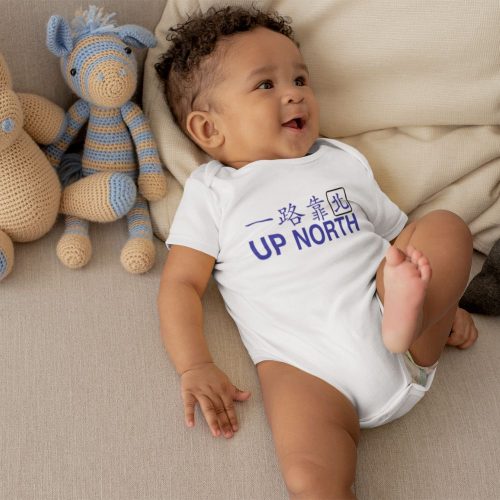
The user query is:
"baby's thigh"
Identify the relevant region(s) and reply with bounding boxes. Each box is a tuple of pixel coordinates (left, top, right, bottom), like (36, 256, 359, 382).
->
(257, 361, 359, 497)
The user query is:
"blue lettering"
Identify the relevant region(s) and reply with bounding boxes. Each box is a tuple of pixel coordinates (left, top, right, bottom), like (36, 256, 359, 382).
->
(323, 220, 339, 240)
(269, 233, 287, 255)
(334, 216, 347, 236)
(249, 237, 272, 260)
(292, 227, 311, 250)
(249, 233, 287, 260)
(309, 224, 326, 245)
(345, 213, 360, 233)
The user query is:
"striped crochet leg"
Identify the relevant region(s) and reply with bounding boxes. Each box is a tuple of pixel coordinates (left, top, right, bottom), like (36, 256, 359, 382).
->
(56, 216, 92, 269)
(60, 172, 137, 223)
(0, 229, 14, 282)
(120, 194, 155, 274)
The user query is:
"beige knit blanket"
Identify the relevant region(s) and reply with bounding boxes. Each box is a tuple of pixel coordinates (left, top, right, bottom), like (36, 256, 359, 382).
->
(143, 0, 500, 254)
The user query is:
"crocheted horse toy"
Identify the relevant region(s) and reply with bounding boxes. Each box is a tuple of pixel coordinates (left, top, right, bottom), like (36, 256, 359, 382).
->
(0, 52, 64, 282)
(45, 6, 167, 274)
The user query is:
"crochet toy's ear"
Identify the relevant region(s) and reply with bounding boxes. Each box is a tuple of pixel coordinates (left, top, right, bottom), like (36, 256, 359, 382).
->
(46, 15, 74, 57)
(0, 52, 13, 89)
(116, 25, 156, 49)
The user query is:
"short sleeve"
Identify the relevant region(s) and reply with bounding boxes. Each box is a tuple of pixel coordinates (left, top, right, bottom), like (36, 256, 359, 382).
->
(165, 177, 220, 259)
(327, 139, 408, 240)
(368, 175, 408, 241)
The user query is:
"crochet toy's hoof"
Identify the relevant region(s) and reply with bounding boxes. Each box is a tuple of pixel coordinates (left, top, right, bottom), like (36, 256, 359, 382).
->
(0, 231, 14, 281)
(56, 233, 92, 269)
(120, 238, 155, 274)
(138, 172, 168, 201)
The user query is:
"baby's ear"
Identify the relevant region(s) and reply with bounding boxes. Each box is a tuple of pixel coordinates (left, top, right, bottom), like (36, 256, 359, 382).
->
(186, 111, 224, 151)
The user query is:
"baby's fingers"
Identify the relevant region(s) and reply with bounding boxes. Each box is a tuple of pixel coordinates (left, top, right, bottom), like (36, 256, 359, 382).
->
(182, 392, 224, 436)
(197, 394, 227, 437)
(182, 392, 197, 428)
(221, 387, 252, 434)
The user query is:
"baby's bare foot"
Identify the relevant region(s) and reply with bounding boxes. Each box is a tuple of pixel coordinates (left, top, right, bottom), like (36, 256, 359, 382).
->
(382, 245, 432, 353)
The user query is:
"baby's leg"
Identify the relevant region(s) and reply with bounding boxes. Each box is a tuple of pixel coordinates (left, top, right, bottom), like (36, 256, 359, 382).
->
(376, 210, 473, 366)
(257, 361, 359, 499)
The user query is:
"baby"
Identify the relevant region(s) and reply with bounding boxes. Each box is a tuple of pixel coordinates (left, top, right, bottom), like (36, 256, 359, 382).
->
(155, 6, 478, 498)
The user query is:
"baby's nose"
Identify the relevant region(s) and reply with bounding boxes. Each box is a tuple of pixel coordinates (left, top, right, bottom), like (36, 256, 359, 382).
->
(282, 86, 304, 104)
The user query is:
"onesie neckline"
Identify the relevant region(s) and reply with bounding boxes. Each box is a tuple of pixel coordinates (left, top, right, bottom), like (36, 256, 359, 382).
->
(219, 138, 329, 177)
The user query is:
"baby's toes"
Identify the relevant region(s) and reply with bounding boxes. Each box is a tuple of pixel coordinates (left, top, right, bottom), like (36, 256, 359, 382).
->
(419, 262, 432, 283)
(417, 255, 429, 269)
(407, 246, 423, 265)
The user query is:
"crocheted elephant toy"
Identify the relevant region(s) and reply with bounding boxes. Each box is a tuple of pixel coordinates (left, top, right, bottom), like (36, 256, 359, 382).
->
(0, 52, 65, 282)
(45, 6, 167, 274)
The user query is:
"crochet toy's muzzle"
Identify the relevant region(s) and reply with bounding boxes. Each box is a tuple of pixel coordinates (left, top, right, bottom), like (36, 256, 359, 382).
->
(87, 60, 137, 107)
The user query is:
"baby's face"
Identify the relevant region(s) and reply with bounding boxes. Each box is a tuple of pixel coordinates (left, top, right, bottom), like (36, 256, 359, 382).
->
(204, 27, 320, 168)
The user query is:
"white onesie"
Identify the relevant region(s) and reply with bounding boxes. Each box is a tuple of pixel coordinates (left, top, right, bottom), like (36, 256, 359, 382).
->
(167, 139, 435, 428)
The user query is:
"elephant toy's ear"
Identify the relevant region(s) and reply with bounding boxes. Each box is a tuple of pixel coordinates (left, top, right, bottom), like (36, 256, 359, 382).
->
(46, 15, 74, 57)
(0, 52, 13, 89)
(116, 25, 156, 49)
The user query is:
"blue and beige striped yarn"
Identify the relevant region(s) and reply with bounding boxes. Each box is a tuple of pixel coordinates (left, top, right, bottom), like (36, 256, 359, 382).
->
(0, 250, 8, 280)
(45, 6, 166, 273)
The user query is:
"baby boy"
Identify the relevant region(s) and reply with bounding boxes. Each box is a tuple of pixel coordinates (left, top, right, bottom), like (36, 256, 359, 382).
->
(155, 6, 477, 498)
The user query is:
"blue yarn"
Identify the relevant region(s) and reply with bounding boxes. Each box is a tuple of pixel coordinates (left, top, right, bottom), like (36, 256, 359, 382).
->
(59, 153, 83, 187)
(0, 250, 8, 280)
(64, 217, 90, 235)
(108, 173, 137, 218)
(131, 130, 154, 143)
(1, 117, 15, 133)
(137, 164, 164, 174)
(88, 113, 123, 127)
(83, 148, 135, 162)
(86, 129, 131, 145)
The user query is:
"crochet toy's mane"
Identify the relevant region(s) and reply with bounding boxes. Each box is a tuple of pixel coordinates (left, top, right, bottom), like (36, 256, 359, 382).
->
(70, 5, 119, 40)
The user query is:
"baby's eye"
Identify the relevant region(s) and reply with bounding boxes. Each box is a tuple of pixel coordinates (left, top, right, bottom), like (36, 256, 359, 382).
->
(294, 76, 306, 87)
(257, 80, 273, 90)
(124, 47, 132, 54)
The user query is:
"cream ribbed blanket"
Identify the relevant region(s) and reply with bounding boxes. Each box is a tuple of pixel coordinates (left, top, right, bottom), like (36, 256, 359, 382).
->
(143, 0, 500, 254)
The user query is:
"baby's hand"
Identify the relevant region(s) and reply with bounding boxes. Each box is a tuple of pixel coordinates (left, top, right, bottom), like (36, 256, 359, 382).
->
(447, 307, 479, 350)
(180, 362, 251, 439)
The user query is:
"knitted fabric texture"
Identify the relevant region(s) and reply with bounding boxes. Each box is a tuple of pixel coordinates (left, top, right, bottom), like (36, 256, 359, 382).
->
(45, 6, 167, 273)
(460, 238, 500, 316)
(59, 170, 137, 222)
(17, 93, 67, 145)
(0, 52, 64, 281)
(1, 135, 61, 241)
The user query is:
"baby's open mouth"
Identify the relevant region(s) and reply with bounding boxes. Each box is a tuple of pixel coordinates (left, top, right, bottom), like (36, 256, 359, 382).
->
(282, 117, 305, 130)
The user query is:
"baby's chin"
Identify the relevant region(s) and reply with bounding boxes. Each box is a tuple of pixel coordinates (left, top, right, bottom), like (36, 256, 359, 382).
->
(279, 138, 318, 159)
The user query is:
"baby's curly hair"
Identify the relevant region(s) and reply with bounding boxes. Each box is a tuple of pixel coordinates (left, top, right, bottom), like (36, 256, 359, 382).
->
(155, 5, 295, 131)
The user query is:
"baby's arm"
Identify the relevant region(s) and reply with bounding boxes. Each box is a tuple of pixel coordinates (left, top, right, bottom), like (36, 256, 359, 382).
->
(158, 245, 251, 438)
